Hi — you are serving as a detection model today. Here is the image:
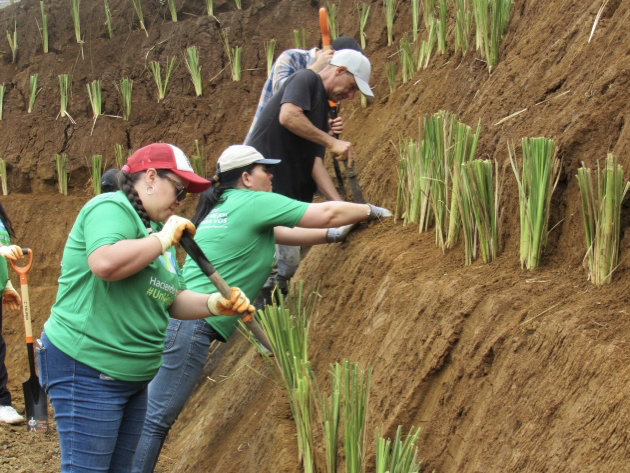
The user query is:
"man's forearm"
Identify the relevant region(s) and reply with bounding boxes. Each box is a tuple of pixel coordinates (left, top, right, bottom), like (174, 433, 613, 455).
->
(279, 103, 335, 148)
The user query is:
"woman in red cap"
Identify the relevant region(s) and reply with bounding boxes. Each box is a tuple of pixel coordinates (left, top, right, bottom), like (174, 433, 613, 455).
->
(37, 143, 254, 472)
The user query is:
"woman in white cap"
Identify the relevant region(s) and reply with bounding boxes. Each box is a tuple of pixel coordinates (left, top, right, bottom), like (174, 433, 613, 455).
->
(38, 143, 254, 472)
(132, 144, 391, 472)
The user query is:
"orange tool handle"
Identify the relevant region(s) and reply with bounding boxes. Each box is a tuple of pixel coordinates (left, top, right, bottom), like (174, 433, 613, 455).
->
(10, 248, 32, 285)
(319, 8, 331, 50)
(319, 8, 338, 108)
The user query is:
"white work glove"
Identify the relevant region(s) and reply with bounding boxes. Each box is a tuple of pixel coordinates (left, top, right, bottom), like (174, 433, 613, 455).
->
(326, 224, 355, 243)
(367, 204, 393, 221)
(151, 215, 196, 254)
(207, 288, 255, 318)
(2, 279, 21, 311)
(0, 245, 23, 261)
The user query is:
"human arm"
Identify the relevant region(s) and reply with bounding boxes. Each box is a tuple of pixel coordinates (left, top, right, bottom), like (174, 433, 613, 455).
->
(88, 215, 194, 282)
(307, 49, 334, 73)
(297, 201, 392, 228)
(312, 157, 342, 201)
(88, 237, 163, 282)
(2, 279, 21, 311)
(279, 102, 355, 165)
(274, 226, 328, 246)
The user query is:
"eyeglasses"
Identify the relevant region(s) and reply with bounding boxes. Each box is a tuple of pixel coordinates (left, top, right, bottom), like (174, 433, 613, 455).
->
(161, 174, 187, 202)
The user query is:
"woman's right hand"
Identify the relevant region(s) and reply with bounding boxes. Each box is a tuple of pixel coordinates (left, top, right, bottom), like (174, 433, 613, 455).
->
(151, 215, 196, 254)
(367, 204, 393, 221)
(0, 245, 23, 261)
(207, 288, 255, 316)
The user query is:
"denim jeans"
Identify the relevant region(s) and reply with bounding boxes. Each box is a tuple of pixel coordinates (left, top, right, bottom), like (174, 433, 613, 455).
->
(132, 319, 220, 473)
(38, 332, 150, 472)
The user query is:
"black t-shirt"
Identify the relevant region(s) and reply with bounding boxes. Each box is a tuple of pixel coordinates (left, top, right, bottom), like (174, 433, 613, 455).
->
(246, 69, 329, 202)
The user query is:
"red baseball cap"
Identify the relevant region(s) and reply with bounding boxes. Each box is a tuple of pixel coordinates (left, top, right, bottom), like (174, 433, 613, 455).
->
(122, 143, 211, 193)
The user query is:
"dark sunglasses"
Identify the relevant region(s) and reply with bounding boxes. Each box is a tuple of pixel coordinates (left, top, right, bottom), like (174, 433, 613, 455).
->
(161, 174, 187, 202)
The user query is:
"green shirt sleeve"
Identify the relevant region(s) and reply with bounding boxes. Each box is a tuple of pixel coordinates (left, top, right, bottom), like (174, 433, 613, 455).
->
(83, 199, 143, 255)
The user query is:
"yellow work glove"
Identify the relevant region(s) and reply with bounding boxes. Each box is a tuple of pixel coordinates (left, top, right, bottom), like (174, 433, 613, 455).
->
(0, 245, 23, 261)
(2, 280, 21, 311)
(151, 215, 196, 254)
(207, 288, 255, 318)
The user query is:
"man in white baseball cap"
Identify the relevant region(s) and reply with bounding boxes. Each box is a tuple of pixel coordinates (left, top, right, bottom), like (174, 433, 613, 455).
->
(328, 49, 374, 99)
(245, 48, 374, 302)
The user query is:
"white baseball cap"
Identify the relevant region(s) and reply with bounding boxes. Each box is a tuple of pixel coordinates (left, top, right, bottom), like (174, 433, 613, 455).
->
(329, 49, 374, 99)
(217, 145, 281, 173)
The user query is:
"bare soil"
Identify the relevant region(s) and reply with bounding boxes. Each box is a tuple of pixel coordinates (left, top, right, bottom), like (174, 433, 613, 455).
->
(0, 0, 629, 471)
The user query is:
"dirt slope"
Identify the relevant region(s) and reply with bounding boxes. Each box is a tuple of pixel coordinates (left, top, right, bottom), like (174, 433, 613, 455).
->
(0, 0, 629, 471)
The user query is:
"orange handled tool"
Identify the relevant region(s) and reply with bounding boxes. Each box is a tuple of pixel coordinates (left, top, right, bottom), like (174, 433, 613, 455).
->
(179, 233, 273, 352)
(319, 7, 331, 50)
(10, 249, 48, 432)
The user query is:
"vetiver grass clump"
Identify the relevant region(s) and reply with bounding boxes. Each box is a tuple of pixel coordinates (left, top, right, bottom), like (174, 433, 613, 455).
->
(375, 425, 423, 473)
(115, 77, 133, 120)
(455, 158, 502, 265)
(149, 56, 177, 102)
(55, 153, 68, 196)
(184, 46, 203, 95)
(0, 159, 7, 195)
(247, 283, 316, 472)
(509, 137, 560, 270)
(472, 0, 513, 71)
(57, 74, 75, 124)
(577, 154, 630, 285)
(396, 112, 482, 259)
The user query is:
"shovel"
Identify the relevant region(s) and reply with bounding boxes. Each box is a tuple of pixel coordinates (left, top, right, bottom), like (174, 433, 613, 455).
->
(179, 233, 273, 353)
(319, 7, 366, 204)
(10, 248, 48, 433)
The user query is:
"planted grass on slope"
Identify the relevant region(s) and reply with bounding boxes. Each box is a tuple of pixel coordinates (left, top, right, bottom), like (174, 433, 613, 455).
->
(55, 153, 68, 196)
(577, 154, 629, 285)
(509, 137, 560, 270)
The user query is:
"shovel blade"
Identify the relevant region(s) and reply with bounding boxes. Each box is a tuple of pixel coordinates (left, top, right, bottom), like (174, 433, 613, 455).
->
(22, 376, 48, 433)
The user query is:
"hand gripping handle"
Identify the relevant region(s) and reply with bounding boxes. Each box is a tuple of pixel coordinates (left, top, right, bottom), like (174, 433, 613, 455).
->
(10, 248, 33, 285)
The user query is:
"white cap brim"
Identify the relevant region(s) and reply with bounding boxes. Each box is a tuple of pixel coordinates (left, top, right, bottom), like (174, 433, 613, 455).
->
(354, 76, 374, 99)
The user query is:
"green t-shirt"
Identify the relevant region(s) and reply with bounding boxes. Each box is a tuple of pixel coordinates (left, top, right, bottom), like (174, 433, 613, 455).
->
(182, 189, 308, 341)
(44, 191, 185, 382)
(0, 220, 11, 289)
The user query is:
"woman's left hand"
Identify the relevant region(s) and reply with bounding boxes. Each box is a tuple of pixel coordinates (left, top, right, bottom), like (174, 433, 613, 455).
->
(2, 286, 21, 311)
(152, 215, 196, 254)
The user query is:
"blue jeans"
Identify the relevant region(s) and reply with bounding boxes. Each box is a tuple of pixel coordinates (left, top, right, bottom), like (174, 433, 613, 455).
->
(132, 319, 220, 473)
(38, 332, 150, 472)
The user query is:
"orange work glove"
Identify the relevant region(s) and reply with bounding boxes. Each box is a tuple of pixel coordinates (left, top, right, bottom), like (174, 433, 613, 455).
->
(207, 288, 255, 317)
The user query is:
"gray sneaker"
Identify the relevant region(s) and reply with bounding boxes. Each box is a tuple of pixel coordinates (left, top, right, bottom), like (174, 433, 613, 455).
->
(0, 405, 24, 424)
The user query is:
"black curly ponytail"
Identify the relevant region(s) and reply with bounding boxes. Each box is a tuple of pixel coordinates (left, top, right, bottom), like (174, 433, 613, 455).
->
(116, 171, 152, 229)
